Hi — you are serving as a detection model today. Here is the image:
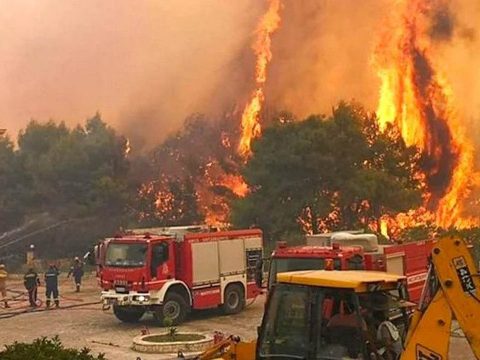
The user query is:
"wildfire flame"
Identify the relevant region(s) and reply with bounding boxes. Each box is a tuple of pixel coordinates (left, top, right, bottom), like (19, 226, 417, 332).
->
(200, 160, 249, 226)
(374, 0, 478, 230)
(380, 218, 390, 240)
(238, 0, 282, 159)
(124, 138, 131, 156)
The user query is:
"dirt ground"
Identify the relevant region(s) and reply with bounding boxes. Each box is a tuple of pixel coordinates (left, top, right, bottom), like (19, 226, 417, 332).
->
(0, 274, 476, 360)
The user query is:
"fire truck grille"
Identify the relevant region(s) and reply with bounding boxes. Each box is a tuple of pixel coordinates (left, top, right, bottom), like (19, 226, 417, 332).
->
(114, 280, 129, 293)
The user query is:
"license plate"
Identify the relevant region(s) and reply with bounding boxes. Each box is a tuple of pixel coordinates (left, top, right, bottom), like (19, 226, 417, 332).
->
(115, 286, 126, 293)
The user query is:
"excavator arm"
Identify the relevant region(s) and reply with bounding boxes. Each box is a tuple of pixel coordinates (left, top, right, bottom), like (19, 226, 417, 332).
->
(401, 237, 480, 360)
(193, 336, 256, 360)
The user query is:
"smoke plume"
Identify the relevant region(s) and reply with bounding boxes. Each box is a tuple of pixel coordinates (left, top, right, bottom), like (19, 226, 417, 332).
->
(0, 0, 263, 148)
(1, 0, 480, 160)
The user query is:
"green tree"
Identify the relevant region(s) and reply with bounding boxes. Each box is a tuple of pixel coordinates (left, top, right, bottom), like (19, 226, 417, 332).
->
(17, 120, 69, 210)
(16, 115, 130, 218)
(0, 136, 28, 231)
(231, 102, 422, 243)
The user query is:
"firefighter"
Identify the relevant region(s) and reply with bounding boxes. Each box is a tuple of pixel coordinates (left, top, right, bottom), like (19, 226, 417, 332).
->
(374, 310, 402, 360)
(24, 267, 40, 307)
(67, 257, 84, 292)
(0, 264, 10, 308)
(44, 263, 60, 308)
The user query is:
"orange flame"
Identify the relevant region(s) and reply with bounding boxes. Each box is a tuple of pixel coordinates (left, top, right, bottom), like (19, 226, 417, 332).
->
(374, 0, 478, 229)
(219, 174, 249, 198)
(125, 138, 131, 155)
(187, 158, 250, 227)
(380, 218, 390, 240)
(238, 0, 282, 159)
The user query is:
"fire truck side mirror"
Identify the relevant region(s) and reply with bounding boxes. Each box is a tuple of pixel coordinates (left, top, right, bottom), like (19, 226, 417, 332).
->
(84, 249, 96, 266)
(255, 259, 264, 288)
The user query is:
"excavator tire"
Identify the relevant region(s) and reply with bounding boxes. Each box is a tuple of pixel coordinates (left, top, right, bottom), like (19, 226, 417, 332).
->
(222, 283, 245, 315)
(113, 305, 145, 323)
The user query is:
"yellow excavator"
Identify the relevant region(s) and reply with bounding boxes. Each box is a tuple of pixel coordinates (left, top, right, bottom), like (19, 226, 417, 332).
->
(195, 236, 480, 359)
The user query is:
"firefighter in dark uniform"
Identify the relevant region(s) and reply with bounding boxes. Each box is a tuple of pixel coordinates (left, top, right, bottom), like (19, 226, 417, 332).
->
(67, 257, 84, 292)
(24, 268, 40, 307)
(45, 263, 60, 308)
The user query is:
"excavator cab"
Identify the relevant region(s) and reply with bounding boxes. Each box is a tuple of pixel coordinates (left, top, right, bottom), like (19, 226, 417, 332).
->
(256, 270, 410, 360)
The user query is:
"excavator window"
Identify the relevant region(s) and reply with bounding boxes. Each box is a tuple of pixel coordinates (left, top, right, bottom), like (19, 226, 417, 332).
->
(258, 284, 369, 359)
(314, 290, 365, 359)
(258, 284, 310, 359)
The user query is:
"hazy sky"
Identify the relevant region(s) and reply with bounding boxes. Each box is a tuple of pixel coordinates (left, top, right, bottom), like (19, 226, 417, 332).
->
(0, 0, 262, 147)
(1, 0, 479, 151)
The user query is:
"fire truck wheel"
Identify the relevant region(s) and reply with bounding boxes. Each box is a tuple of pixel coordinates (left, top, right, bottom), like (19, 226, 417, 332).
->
(156, 292, 188, 326)
(113, 305, 145, 323)
(222, 284, 245, 315)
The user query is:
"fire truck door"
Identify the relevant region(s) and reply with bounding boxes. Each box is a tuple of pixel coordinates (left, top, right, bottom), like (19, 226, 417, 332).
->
(151, 243, 169, 279)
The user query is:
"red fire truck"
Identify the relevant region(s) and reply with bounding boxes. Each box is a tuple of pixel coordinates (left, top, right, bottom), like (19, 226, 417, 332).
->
(98, 226, 263, 325)
(266, 231, 434, 303)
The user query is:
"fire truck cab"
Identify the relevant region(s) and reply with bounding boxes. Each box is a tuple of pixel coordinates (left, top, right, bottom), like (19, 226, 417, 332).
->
(99, 226, 263, 325)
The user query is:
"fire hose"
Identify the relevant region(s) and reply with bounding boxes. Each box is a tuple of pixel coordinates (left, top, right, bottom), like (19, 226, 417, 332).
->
(0, 299, 102, 320)
(0, 277, 101, 318)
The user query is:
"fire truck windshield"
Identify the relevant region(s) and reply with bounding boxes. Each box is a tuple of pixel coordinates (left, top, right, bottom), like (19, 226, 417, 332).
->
(105, 243, 147, 267)
(268, 258, 328, 289)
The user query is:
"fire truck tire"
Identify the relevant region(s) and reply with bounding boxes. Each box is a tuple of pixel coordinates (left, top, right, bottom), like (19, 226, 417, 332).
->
(222, 283, 245, 315)
(155, 292, 188, 326)
(113, 305, 145, 323)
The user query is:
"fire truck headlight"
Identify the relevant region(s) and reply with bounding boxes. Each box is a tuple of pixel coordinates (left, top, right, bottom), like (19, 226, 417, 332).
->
(134, 295, 149, 303)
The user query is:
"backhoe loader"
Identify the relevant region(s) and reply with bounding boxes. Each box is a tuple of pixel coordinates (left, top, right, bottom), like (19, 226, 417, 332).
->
(195, 236, 480, 359)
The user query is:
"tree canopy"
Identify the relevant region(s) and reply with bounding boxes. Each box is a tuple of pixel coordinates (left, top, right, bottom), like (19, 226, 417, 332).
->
(0, 115, 130, 233)
(25, 115, 129, 215)
(231, 102, 422, 242)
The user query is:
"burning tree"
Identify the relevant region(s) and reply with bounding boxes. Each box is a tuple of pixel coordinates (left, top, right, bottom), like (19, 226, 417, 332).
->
(231, 102, 422, 242)
(135, 113, 248, 227)
(374, 0, 478, 231)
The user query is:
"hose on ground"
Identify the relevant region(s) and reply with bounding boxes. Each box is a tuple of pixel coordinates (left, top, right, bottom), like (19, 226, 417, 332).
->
(0, 300, 102, 320)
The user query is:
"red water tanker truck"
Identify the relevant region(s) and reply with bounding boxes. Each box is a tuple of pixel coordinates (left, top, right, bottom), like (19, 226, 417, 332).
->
(266, 231, 433, 303)
(96, 226, 263, 325)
